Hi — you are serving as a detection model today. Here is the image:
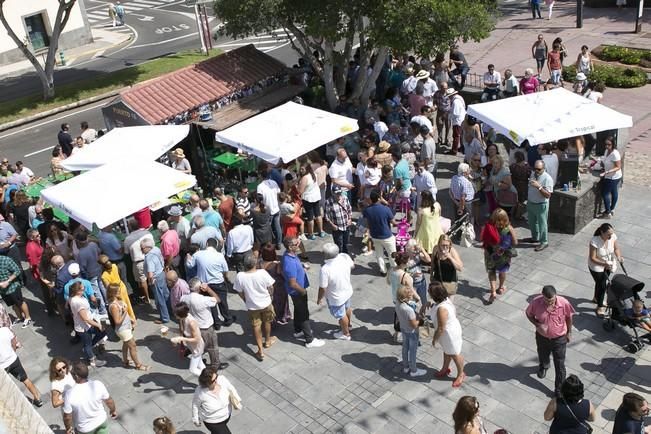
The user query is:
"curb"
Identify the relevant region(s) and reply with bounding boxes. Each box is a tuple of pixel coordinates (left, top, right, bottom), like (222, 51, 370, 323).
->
(0, 88, 126, 133)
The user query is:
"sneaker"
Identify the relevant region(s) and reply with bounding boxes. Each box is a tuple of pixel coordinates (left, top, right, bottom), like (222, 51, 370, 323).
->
(299, 234, 308, 241)
(94, 336, 108, 346)
(307, 234, 316, 241)
(89, 358, 106, 368)
(305, 338, 325, 348)
(410, 368, 427, 377)
(32, 399, 43, 408)
(21, 319, 32, 328)
(402, 367, 410, 374)
(293, 331, 305, 339)
(12, 317, 22, 326)
(318, 232, 327, 238)
(361, 246, 368, 253)
(333, 331, 351, 341)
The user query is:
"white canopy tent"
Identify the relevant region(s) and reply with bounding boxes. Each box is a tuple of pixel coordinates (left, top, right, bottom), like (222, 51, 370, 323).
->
(60, 125, 190, 171)
(467, 88, 633, 146)
(41, 160, 196, 230)
(214, 101, 359, 164)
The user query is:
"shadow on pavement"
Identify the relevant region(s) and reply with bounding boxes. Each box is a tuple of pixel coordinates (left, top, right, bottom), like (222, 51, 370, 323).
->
(464, 361, 553, 396)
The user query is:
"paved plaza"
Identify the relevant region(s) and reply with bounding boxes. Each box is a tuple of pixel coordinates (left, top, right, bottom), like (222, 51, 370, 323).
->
(13, 154, 651, 434)
(7, 3, 651, 434)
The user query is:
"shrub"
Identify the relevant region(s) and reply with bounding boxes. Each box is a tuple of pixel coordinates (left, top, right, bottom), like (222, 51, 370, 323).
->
(562, 64, 647, 88)
(594, 45, 651, 68)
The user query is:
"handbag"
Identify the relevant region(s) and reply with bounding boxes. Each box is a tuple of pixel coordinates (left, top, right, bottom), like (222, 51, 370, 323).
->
(435, 256, 458, 295)
(229, 389, 242, 410)
(562, 399, 593, 434)
(460, 222, 475, 248)
(496, 188, 518, 207)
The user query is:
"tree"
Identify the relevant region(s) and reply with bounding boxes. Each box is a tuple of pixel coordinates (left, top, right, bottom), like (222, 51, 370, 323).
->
(0, 0, 77, 100)
(214, 0, 497, 110)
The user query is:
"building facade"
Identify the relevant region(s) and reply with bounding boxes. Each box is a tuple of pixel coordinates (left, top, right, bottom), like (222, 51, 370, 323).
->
(0, 0, 92, 65)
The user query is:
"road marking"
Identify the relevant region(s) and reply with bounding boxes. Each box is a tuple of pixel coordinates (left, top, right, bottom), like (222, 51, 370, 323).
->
(0, 102, 108, 141)
(216, 39, 285, 48)
(23, 146, 55, 158)
(126, 31, 197, 49)
(92, 49, 106, 59)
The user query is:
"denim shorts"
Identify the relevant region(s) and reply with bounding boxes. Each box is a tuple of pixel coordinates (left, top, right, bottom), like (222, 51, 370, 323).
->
(328, 298, 351, 319)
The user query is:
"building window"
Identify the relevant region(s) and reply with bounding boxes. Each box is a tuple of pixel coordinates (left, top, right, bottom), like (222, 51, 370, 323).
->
(24, 13, 50, 51)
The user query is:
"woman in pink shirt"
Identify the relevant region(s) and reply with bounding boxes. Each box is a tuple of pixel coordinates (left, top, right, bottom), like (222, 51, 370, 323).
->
(519, 68, 540, 95)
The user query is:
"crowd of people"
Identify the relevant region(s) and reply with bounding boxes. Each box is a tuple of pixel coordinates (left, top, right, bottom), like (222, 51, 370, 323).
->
(0, 38, 646, 434)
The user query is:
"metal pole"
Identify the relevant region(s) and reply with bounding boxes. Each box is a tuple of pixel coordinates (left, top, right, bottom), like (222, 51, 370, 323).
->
(576, 0, 583, 28)
(194, 4, 207, 54)
(202, 5, 213, 50)
(635, 0, 645, 33)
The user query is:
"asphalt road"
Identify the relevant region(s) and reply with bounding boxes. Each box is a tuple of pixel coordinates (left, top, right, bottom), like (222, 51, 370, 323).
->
(0, 2, 298, 177)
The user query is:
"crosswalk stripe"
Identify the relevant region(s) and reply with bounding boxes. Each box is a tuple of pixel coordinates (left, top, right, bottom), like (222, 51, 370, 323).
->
(121, 5, 143, 11)
(128, 0, 162, 4)
(127, 1, 157, 7)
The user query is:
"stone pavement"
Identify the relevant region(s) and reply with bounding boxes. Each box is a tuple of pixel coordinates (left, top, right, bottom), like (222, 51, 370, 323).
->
(10, 151, 650, 434)
(6, 4, 651, 434)
(458, 0, 651, 188)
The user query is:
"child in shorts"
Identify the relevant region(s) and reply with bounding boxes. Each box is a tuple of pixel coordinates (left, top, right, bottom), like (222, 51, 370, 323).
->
(625, 299, 651, 333)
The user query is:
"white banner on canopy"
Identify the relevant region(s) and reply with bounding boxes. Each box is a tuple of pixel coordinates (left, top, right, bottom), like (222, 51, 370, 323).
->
(214, 101, 359, 164)
(61, 125, 190, 171)
(41, 160, 196, 230)
(467, 88, 632, 146)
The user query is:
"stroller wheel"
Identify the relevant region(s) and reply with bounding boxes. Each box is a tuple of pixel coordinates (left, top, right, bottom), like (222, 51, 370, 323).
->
(602, 320, 616, 331)
(625, 341, 643, 354)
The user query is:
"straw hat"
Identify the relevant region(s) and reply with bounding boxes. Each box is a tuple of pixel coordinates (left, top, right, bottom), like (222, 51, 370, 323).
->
(378, 141, 391, 152)
(415, 70, 430, 80)
(445, 88, 459, 97)
(172, 148, 185, 159)
(575, 72, 587, 81)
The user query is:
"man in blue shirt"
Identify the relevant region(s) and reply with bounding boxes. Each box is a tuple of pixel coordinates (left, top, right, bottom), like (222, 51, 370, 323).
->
(185, 238, 234, 328)
(75, 232, 106, 314)
(362, 190, 397, 276)
(141, 238, 171, 323)
(282, 236, 324, 349)
(199, 199, 226, 239)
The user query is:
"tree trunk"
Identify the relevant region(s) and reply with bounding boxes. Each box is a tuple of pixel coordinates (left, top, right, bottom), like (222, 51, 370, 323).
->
(322, 41, 338, 111)
(360, 47, 389, 108)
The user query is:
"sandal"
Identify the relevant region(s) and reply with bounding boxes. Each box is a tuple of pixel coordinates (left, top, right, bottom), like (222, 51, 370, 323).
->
(435, 368, 451, 378)
(452, 372, 466, 388)
(254, 351, 265, 362)
(134, 364, 151, 371)
(488, 293, 497, 304)
(263, 336, 278, 349)
(122, 360, 132, 368)
(497, 286, 506, 295)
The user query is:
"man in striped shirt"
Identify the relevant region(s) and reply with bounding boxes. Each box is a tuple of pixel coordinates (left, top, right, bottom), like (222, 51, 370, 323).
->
(449, 163, 475, 219)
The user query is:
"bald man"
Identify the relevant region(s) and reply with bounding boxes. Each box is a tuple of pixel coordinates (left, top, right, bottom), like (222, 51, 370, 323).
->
(166, 270, 190, 308)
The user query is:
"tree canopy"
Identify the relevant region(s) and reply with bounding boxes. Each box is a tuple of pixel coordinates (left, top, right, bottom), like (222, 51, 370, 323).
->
(214, 0, 497, 109)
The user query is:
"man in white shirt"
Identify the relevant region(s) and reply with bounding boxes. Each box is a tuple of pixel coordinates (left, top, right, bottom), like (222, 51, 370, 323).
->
(412, 162, 437, 208)
(80, 121, 97, 144)
(502, 69, 519, 98)
(0, 326, 42, 407)
(185, 238, 234, 330)
(226, 214, 254, 272)
(448, 88, 466, 155)
(181, 278, 228, 369)
(257, 162, 282, 248)
(63, 361, 116, 434)
(317, 243, 354, 341)
(123, 219, 154, 303)
(481, 64, 502, 102)
(411, 107, 434, 134)
(400, 68, 418, 96)
(328, 148, 354, 194)
(415, 69, 438, 106)
(233, 253, 276, 360)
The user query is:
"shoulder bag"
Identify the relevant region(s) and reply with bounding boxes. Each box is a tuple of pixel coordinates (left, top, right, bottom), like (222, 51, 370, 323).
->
(435, 256, 458, 296)
(228, 388, 243, 410)
(562, 399, 593, 434)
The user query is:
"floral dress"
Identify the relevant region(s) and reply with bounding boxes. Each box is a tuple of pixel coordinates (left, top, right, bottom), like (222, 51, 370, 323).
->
(484, 226, 514, 274)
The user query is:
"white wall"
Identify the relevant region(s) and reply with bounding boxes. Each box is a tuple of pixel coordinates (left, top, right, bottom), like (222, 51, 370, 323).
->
(0, 0, 91, 63)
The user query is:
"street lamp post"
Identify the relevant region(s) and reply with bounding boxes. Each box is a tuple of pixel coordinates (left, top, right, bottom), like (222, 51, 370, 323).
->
(577, 0, 583, 28)
(635, 0, 645, 33)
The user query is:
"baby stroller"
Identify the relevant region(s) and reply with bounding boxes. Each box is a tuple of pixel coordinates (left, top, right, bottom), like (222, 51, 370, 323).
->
(395, 199, 411, 252)
(603, 260, 647, 353)
(447, 212, 474, 248)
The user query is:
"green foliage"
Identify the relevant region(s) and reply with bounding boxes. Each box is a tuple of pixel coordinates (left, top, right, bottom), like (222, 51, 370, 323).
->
(563, 64, 647, 89)
(214, 0, 497, 57)
(596, 45, 651, 68)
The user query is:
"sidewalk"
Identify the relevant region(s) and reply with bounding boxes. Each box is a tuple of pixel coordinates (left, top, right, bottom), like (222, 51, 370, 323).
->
(457, 1, 651, 187)
(0, 27, 132, 80)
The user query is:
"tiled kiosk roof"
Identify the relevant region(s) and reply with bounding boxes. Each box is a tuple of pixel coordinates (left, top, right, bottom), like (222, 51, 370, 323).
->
(120, 45, 288, 125)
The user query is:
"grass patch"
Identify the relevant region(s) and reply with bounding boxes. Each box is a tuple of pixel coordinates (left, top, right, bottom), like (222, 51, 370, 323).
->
(0, 48, 221, 125)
